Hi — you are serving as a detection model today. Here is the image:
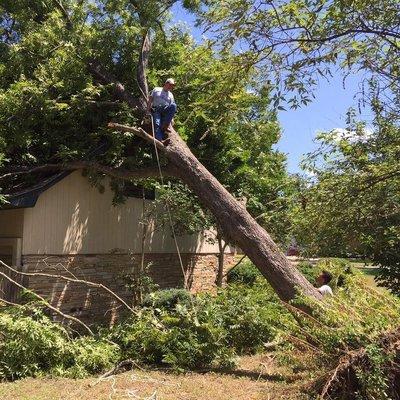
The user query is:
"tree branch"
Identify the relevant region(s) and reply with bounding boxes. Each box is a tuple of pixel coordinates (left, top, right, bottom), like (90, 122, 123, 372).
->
(0, 161, 177, 181)
(0, 260, 93, 335)
(136, 29, 151, 110)
(0, 260, 134, 314)
(87, 59, 142, 111)
(108, 122, 167, 151)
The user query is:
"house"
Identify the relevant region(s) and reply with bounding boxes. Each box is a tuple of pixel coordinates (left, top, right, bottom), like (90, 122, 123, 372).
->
(0, 170, 235, 324)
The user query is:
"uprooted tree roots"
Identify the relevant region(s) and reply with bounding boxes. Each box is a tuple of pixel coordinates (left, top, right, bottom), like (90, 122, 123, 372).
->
(315, 328, 400, 400)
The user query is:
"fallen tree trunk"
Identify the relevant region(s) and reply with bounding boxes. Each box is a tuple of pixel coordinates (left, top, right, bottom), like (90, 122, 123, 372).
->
(109, 123, 322, 303)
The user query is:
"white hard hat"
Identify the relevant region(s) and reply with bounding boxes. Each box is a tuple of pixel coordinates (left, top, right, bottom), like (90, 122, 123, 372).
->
(165, 78, 176, 85)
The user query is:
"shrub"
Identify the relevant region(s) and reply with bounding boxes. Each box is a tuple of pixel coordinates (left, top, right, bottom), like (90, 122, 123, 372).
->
(109, 277, 292, 370)
(296, 261, 317, 284)
(0, 305, 119, 380)
(109, 307, 236, 370)
(63, 337, 120, 378)
(202, 281, 290, 354)
(142, 288, 193, 311)
(226, 259, 261, 285)
(0, 306, 71, 380)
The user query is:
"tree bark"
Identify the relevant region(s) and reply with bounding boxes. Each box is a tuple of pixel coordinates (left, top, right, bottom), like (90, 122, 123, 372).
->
(136, 29, 151, 110)
(109, 123, 322, 303)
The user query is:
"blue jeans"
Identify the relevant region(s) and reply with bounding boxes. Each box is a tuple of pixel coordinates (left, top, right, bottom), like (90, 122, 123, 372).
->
(152, 103, 177, 140)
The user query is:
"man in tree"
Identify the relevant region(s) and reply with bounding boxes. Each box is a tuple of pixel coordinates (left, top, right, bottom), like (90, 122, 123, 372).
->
(147, 78, 177, 142)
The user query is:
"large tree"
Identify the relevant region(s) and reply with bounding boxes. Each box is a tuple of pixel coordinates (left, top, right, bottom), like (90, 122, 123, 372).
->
(0, 0, 320, 302)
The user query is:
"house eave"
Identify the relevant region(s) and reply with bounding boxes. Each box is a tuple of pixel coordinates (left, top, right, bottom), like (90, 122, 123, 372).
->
(1, 171, 72, 210)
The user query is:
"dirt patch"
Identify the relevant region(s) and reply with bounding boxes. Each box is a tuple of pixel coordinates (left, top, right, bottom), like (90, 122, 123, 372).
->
(0, 354, 307, 400)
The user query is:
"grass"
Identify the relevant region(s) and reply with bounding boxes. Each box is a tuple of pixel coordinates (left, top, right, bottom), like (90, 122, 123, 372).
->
(354, 264, 381, 289)
(0, 354, 308, 400)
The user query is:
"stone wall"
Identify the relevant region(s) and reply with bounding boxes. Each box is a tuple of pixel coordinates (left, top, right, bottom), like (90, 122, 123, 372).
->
(21, 253, 236, 326)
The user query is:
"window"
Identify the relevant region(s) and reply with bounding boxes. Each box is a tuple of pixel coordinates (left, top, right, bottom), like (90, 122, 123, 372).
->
(0, 238, 22, 267)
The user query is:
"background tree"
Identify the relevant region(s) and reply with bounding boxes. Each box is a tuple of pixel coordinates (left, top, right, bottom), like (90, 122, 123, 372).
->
(197, 0, 399, 113)
(290, 106, 400, 293)
(195, 0, 400, 291)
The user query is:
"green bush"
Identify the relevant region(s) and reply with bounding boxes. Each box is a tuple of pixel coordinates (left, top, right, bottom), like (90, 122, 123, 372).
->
(0, 306, 71, 380)
(226, 259, 261, 285)
(109, 306, 235, 370)
(203, 281, 290, 354)
(142, 288, 193, 311)
(110, 278, 292, 369)
(0, 305, 119, 380)
(296, 261, 317, 284)
(62, 337, 120, 378)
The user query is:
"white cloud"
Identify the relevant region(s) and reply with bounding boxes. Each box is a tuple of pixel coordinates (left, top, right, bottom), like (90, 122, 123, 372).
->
(330, 126, 374, 142)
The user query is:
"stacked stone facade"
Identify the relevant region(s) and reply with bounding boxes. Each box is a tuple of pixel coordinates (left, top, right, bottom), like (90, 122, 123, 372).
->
(22, 253, 236, 326)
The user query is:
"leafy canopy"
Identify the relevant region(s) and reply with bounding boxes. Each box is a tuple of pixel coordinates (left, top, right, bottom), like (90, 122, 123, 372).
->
(195, 0, 399, 111)
(0, 0, 291, 243)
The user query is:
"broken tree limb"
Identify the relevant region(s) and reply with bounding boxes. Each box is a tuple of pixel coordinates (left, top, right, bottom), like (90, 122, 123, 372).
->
(87, 59, 142, 111)
(0, 161, 178, 181)
(108, 122, 166, 152)
(316, 327, 400, 399)
(136, 29, 151, 109)
(109, 122, 322, 303)
(0, 260, 134, 314)
(0, 263, 93, 335)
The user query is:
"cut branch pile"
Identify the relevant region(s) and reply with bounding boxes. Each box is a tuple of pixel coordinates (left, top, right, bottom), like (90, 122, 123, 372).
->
(315, 328, 400, 400)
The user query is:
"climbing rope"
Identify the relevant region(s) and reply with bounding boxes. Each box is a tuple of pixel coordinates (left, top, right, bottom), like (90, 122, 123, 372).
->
(149, 114, 189, 290)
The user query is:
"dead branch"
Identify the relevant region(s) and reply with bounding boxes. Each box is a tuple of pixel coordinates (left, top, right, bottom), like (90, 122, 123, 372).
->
(108, 122, 167, 151)
(0, 263, 93, 335)
(0, 161, 177, 181)
(0, 260, 134, 314)
(90, 359, 138, 386)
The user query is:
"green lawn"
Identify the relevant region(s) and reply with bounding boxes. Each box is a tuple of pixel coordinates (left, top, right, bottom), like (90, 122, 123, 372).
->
(354, 265, 381, 289)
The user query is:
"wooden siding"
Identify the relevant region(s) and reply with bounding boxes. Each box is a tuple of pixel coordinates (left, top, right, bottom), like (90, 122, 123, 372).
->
(22, 171, 227, 255)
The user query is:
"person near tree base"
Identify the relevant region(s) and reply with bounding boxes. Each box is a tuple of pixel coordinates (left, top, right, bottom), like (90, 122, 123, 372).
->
(316, 270, 333, 296)
(147, 78, 177, 142)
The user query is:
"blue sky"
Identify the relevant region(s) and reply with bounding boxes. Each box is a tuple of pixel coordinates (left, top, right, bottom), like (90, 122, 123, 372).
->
(170, 5, 371, 173)
(277, 73, 372, 172)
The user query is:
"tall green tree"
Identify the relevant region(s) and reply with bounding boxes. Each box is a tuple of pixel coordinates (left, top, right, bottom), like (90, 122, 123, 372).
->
(291, 106, 400, 293)
(196, 0, 399, 112)
(195, 0, 400, 290)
